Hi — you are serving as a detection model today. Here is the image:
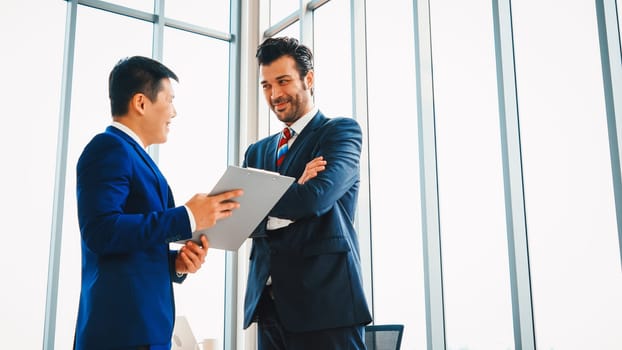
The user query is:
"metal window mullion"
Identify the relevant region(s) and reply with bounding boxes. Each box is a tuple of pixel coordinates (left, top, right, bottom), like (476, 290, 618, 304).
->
(152, 0, 164, 61)
(263, 9, 300, 38)
(413, 0, 446, 349)
(257, 0, 271, 136)
(300, 0, 314, 48)
(43, 1, 78, 349)
(224, 0, 242, 350)
(73, 0, 231, 41)
(595, 0, 622, 267)
(236, 1, 261, 349)
(74, 0, 155, 22)
(148, 0, 165, 162)
(308, 0, 330, 11)
(165, 18, 232, 41)
(491, 1, 536, 349)
(350, 0, 374, 318)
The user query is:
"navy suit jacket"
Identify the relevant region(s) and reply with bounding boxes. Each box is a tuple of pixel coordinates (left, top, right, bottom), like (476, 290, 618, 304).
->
(242, 111, 372, 332)
(74, 126, 192, 349)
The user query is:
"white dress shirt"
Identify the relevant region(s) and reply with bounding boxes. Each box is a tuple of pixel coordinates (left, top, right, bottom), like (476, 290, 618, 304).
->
(266, 106, 318, 231)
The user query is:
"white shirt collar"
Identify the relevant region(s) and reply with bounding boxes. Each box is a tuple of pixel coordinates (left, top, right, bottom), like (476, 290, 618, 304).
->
(111, 121, 146, 150)
(288, 105, 318, 137)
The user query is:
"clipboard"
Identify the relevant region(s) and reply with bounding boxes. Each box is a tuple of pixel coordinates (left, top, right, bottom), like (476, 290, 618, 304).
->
(176, 165, 295, 251)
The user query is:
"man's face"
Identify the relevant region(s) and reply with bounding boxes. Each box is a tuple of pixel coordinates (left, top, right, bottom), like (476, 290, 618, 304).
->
(142, 78, 176, 146)
(260, 55, 314, 125)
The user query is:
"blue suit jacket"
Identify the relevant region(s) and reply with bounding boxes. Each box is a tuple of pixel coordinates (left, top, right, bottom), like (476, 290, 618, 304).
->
(75, 126, 192, 349)
(242, 111, 372, 332)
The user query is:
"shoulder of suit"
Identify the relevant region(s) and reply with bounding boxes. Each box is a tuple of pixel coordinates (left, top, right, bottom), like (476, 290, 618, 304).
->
(82, 130, 134, 157)
(321, 116, 361, 131)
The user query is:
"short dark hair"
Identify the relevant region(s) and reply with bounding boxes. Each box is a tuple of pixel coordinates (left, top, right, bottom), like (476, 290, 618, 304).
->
(256, 37, 314, 81)
(108, 56, 178, 117)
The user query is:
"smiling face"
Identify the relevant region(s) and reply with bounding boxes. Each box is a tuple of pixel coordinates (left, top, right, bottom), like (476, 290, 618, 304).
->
(260, 55, 314, 125)
(139, 78, 176, 146)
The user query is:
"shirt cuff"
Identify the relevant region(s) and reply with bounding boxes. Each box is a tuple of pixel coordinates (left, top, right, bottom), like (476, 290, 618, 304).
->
(184, 205, 196, 232)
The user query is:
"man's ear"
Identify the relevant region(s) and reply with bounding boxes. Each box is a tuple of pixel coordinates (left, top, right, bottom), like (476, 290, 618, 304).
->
(305, 70, 314, 90)
(130, 93, 147, 115)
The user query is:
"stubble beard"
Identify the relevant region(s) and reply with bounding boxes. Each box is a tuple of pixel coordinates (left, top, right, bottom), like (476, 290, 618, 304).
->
(273, 97, 301, 124)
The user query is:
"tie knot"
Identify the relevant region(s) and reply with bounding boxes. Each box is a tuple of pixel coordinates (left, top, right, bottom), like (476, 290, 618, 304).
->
(282, 127, 292, 140)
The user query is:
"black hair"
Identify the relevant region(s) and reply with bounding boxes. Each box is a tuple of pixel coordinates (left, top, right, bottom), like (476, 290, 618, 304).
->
(256, 37, 314, 82)
(108, 56, 178, 117)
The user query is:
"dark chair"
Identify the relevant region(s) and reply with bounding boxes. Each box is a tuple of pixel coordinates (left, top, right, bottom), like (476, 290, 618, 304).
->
(364, 324, 404, 350)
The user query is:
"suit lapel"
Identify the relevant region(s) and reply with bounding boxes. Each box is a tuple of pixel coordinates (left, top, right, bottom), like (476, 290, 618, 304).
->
(266, 133, 280, 172)
(141, 149, 169, 208)
(279, 112, 326, 174)
(107, 126, 169, 208)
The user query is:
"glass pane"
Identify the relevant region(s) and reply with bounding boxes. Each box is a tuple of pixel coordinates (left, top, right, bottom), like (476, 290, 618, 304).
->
(313, 0, 352, 119)
(0, 1, 65, 348)
(166, 0, 230, 33)
(161, 28, 230, 344)
(106, 0, 153, 12)
(270, 0, 299, 26)
(55, 7, 152, 349)
(430, 1, 514, 349)
(512, 1, 622, 349)
(277, 21, 300, 40)
(365, 1, 426, 349)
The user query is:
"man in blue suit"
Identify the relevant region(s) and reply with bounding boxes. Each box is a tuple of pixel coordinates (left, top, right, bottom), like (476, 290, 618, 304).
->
(242, 37, 372, 349)
(75, 56, 243, 350)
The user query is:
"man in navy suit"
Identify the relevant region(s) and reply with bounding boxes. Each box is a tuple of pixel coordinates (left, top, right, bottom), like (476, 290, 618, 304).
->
(242, 37, 372, 349)
(75, 56, 243, 350)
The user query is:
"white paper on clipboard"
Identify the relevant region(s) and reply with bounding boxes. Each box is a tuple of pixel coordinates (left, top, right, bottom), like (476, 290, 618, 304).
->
(176, 165, 295, 251)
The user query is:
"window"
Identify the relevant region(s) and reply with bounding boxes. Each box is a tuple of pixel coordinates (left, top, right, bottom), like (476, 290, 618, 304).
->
(160, 28, 231, 344)
(430, 1, 514, 348)
(53, 7, 153, 349)
(365, 0, 427, 348)
(47, 2, 233, 349)
(1, 1, 65, 348)
(166, 0, 230, 33)
(270, 0, 298, 26)
(313, 0, 353, 118)
(513, 1, 622, 348)
(101, 0, 152, 12)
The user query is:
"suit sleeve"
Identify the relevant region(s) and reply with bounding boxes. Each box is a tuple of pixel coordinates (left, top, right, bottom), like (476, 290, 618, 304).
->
(77, 134, 191, 255)
(269, 118, 362, 220)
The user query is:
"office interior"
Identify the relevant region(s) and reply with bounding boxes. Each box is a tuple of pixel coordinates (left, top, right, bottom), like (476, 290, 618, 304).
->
(2, 0, 622, 349)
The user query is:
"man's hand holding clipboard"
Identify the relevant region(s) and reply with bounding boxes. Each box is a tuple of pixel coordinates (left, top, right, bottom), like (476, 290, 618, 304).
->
(176, 166, 295, 251)
(185, 189, 244, 231)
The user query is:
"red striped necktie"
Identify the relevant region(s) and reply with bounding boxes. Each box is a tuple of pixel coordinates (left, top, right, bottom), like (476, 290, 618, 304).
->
(276, 127, 293, 168)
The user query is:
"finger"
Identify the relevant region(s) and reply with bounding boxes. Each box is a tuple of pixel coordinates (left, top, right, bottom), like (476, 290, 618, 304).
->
(200, 235, 209, 250)
(181, 246, 200, 267)
(215, 189, 244, 201)
(190, 242, 206, 262)
(192, 239, 207, 262)
(177, 251, 192, 272)
(220, 200, 240, 212)
(309, 156, 325, 165)
(216, 209, 235, 221)
(180, 250, 199, 272)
